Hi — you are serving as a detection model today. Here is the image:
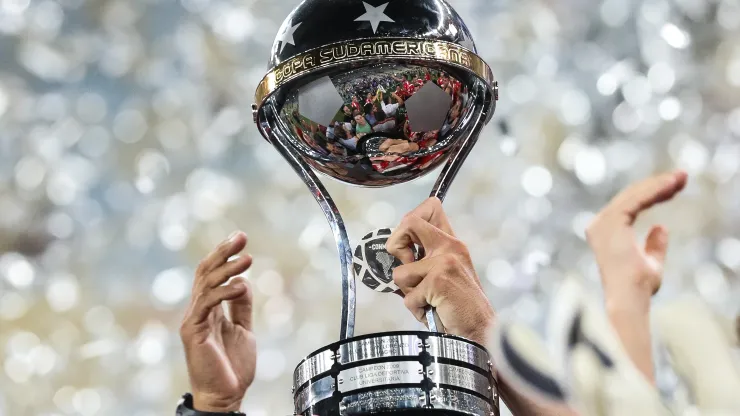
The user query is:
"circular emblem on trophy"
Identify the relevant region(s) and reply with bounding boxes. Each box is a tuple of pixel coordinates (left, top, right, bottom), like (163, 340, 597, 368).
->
(353, 228, 418, 293)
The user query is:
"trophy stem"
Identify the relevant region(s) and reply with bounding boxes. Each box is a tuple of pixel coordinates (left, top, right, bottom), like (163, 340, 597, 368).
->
(430, 90, 492, 203)
(425, 87, 492, 333)
(263, 106, 356, 341)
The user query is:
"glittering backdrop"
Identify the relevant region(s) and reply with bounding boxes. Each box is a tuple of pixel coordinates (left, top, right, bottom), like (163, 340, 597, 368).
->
(1, 0, 739, 415)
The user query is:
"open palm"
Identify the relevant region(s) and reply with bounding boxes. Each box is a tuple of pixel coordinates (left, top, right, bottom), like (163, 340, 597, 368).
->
(181, 232, 256, 412)
(585, 171, 688, 383)
(587, 171, 688, 296)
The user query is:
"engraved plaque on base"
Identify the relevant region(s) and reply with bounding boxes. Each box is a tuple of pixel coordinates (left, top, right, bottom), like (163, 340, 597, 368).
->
(339, 334, 423, 365)
(292, 332, 499, 415)
(340, 388, 426, 414)
(338, 361, 424, 393)
(429, 363, 492, 399)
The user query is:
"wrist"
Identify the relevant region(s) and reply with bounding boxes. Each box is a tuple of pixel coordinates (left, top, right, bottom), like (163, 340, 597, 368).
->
(464, 306, 496, 347)
(192, 393, 243, 413)
(604, 287, 652, 317)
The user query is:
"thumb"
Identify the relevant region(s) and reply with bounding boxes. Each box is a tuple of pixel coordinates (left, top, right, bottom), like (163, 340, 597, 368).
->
(227, 277, 253, 331)
(644, 225, 669, 268)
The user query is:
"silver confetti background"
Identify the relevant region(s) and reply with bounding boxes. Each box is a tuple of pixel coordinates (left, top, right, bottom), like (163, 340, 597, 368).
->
(1, 0, 739, 415)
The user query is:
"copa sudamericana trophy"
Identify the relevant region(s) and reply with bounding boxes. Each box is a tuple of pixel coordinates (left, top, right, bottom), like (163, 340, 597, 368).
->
(253, 0, 499, 414)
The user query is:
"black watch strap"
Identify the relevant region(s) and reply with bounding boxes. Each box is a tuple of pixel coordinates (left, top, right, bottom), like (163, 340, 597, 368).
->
(176, 393, 246, 416)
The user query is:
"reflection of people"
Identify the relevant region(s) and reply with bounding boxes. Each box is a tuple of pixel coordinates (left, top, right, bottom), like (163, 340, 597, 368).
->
(441, 100, 463, 134)
(334, 123, 358, 151)
(350, 95, 361, 113)
(365, 103, 387, 126)
(342, 105, 353, 123)
(379, 138, 419, 154)
(380, 91, 404, 117)
(326, 141, 347, 156)
(353, 111, 372, 137)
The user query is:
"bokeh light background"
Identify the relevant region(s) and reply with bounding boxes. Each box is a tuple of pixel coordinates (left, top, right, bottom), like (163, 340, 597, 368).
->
(1, 0, 740, 414)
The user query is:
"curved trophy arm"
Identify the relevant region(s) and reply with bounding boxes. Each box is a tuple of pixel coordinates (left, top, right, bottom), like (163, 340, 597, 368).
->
(431, 86, 494, 202)
(262, 104, 356, 341)
(425, 85, 494, 333)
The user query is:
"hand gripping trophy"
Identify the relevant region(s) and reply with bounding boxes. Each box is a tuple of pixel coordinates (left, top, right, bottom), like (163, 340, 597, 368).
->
(252, 1, 500, 414)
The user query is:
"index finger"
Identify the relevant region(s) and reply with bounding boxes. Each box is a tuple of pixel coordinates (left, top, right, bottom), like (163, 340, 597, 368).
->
(386, 214, 451, 264)
(605, 171, 688, 225)
(409, 197, 455, 236)
(195, 232, 248, 286)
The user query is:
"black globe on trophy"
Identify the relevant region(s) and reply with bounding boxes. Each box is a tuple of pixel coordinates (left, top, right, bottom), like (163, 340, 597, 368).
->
(252, 0, 500, 414)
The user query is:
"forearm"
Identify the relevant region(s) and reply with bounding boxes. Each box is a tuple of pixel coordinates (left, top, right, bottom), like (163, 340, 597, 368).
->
(606, 292, 654, 383)
(473, 317, 578, 416)
(498, 379, 579, 416)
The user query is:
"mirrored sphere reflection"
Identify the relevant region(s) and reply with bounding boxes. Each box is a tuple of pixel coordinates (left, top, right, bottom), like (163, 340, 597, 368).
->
(275, 64, 482, 186)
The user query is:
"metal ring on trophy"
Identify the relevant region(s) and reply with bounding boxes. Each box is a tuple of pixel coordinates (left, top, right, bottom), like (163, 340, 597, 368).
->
(254, 38, 496, 109)
(426, 336, 491, 374)
(292, 331, 499, 415)
(292, 332, 494, 391)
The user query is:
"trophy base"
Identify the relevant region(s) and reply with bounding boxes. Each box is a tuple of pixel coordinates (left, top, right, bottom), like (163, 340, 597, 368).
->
(292, 331, 499, 415)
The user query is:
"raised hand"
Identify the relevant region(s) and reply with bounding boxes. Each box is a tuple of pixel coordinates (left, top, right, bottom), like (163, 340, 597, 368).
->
(387, 198, 575, 415)
(585, 170, 688, 382)
(490, 279, 671, 416)
(385, 197, 494, 345)
(179, 231, 256, 413)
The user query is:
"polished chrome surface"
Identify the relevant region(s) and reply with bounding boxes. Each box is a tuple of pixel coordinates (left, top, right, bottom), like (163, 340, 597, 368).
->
(272, 64, 485, 187)
(423, 79, 492, 335)
(428, 336, 490, 372)
(262, 105, 356, 342)
(337, 361, 424, 393)
(429, 77, 491, 202)
(256, 38, 496, 109)
(426, 307, 443, 333)
(338, 334, 422, 365)
(294, 375, 334, 414)
(291, 332, 499, 415)
(428, 363, 493, 399)
(430, 387, 496, 415)
(293, 349, 335, 390)
(255, 0, 496, 371)
(267, 0, 480, 69)
(339, 387, 427, 414)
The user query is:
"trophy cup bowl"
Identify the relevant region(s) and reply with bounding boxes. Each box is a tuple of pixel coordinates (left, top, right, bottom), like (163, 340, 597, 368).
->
(253, 0, 500, 414)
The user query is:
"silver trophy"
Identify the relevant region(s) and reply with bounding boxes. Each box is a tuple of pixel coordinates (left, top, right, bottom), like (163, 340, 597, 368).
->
(252, 0, 499, 414)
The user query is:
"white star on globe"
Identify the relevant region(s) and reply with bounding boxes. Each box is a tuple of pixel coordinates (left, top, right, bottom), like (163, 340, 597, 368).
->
(277, 20, 302, 53)
(355, 2, 395, 34)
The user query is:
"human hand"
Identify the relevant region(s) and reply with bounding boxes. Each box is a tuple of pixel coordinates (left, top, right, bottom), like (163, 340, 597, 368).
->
(585, 170, 688, 381)
(180, 231, 256, 413)
(386, 198, 494, 345)
(490, 279, 670, 416)
(586, 170, 688, 305)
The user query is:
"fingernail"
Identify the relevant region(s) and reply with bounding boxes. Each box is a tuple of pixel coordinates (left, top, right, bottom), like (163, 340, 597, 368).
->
(227, 231, 241, 242)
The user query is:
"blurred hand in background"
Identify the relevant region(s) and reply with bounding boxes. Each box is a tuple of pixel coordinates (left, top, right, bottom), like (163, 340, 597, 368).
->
(586, 170, 688, 382)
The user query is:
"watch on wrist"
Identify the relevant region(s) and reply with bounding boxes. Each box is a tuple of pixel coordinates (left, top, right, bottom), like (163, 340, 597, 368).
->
(176, 393, 245, 416)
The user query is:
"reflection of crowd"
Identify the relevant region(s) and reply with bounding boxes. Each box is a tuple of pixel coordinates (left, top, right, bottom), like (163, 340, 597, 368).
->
(282, 68, 469, 179)
(333, 70, 465, 157)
